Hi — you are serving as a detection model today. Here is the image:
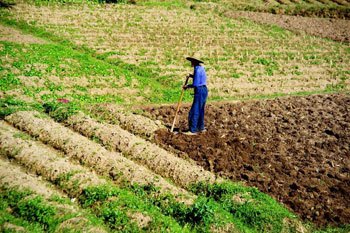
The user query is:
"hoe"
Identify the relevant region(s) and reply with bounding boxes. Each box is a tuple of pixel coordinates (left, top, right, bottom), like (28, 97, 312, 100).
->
(170, 75, 190, 133)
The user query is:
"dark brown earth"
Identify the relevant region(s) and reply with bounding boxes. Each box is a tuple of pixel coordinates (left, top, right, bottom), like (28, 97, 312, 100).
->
(143, 94, 350, 227)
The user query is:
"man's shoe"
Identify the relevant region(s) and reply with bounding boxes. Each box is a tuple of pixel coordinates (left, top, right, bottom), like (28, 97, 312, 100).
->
(183, 131, 198, 136)
(200, 128, 207, 133)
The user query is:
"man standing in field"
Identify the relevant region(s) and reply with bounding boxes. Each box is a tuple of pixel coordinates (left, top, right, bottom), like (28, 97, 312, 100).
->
(183, 57, 208, 135)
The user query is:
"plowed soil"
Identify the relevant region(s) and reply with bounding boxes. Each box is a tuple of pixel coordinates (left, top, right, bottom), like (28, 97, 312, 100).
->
(143, 94, 350, 227)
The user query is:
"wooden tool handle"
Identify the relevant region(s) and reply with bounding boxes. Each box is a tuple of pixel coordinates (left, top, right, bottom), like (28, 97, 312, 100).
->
(170, 75, 190, 132)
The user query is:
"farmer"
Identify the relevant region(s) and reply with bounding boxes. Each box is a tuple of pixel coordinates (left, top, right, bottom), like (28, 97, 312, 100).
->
(183, 57, 208, 135)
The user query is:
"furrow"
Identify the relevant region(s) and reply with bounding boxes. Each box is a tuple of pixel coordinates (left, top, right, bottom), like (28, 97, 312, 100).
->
(66, 113, 222, 189)
(0, 157, 107, 233)
(5, 111, 194, 204)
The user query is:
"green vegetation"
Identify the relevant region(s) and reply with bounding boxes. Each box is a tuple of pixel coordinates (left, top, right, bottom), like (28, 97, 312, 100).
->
(80, 184, 193, 232)
(0, 96, 43, 119)
(43, 101, 81, 122)
(129, 184, 237, 232)
(1, 0, 349, 107)
(0, 187, 105, 232)
(190, 182, 297, 233)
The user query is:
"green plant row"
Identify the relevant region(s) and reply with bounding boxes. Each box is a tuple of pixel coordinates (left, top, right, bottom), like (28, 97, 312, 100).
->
(190, 182, 296, 232)
(59, 177, 237, 232)
(33, 158, 190, 232)
(80, 179, 303, 233)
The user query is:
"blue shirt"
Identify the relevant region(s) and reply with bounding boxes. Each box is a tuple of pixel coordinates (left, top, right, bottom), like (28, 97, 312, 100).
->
(192, 65, 207, 87)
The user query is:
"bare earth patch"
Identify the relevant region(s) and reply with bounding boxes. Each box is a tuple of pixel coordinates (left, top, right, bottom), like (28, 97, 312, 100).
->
(227, 11, 350, 43)
(0, 24, 47, 44)
(144, 94, 350, 227)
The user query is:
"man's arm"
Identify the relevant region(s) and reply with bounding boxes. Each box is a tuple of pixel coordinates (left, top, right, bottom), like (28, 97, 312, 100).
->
(183, 73, 194, 90)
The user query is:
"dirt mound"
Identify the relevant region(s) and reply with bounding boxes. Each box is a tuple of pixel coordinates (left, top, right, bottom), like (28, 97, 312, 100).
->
(0, 121, 106, 197)
(144, 94, 350, 227)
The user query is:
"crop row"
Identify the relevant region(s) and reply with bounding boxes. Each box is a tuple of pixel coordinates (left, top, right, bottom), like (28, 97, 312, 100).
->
(88, 103, 164, 139)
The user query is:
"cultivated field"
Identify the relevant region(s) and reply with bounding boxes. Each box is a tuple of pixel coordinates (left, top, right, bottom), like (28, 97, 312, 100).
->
(144, 93, 350, 227)
(0, 0, 349, 232)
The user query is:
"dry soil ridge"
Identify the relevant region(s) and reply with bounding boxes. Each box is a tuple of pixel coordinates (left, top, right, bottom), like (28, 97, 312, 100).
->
(5, 111, 194, 204)
(0, 121, 105, 196)
(66, 112, 222, 189)
(0, 144, 107, 233)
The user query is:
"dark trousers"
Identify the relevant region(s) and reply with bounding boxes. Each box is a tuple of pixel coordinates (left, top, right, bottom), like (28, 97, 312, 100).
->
(189, 86, 208, 133)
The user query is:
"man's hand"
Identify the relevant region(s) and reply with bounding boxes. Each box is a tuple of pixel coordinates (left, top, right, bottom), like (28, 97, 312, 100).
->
(183, 85, 188, 90)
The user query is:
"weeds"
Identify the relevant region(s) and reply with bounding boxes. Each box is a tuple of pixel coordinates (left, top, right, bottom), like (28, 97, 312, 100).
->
(254, 58, 279, 76)
(0, 188, 56, 231)
(129, 183, 236, 232)
(15, 196, 56, 229)
(0, 186, 108, 232)
(43, 101, 80, 122)
(0, 74, 21, 91)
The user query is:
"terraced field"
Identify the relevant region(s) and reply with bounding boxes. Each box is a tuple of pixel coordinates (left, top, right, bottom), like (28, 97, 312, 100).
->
(0, 0, 349, 232)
